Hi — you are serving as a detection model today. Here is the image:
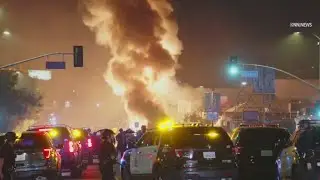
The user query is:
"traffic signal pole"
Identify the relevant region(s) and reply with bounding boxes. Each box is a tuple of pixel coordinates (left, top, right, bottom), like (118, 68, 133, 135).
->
(0, 46, 83, 70)
(242, 63, 320, 92)
(0, 52, 73, 69)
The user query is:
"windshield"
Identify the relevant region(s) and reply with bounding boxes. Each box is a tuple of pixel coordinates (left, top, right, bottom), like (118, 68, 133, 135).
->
(15, 133, 50, 149)
(28, 127, 71, 146)
(163, 127, 232, 149)
(237, 128, 290, 147)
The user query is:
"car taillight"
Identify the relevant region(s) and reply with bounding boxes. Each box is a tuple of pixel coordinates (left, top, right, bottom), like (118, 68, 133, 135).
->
(175, 149, 193, 159)
(69, 141, 74, 153)
(232, 146, 243, 155)
(43, 148, 51, 159)
(87, 138, 92, 148)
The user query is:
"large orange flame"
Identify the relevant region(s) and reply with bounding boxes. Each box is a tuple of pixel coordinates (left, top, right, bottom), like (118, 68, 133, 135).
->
(82, 0, 202, 129)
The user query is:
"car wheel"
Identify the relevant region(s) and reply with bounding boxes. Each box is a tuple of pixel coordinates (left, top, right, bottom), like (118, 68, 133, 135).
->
(121, 168, 132, 180)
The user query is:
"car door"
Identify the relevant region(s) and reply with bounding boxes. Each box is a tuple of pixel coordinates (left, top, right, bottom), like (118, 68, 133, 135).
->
(139, 132, 160, 174)
(130, 132, 154, 175)
(279, 131, 299, 177)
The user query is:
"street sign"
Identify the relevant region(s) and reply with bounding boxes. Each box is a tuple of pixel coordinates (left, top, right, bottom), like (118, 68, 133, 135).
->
(46, 61, 66, 70)
(204, 92, 221, 121)
(263, 68, 275, 93)
(253, 67, 275, 94)
(204, 92, 221, 112)
(243, 111, 259, 122)
(28, 70, 52, 80)
(207, 112, 219, 121)
(241, 70, 259, 78)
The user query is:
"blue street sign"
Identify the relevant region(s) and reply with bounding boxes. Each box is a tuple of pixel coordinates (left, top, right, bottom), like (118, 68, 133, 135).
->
(207, 112, 219, 121)
(241, 70, 259, 78)
(204, 92, 220, 121)
(243, 111, 259, 122)
(253, 67, 275, 94)
(46, 61, 66, 70)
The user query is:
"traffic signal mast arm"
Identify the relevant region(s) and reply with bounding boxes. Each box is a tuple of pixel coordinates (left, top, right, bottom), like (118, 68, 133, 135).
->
(242, 63, 320, 92)
(0, 52, 73, 69)
(0, 46, 83, 69)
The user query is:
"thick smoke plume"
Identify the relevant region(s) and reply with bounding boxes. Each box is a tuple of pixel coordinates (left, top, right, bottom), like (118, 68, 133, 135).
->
(82, 0, 201, 128)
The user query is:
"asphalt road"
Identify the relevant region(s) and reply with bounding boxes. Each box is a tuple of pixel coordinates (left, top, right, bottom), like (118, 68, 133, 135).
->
(69, 164, 121, 180)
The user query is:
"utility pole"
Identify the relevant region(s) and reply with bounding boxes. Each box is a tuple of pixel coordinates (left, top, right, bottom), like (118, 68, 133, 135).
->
(314, 34, 320, 88)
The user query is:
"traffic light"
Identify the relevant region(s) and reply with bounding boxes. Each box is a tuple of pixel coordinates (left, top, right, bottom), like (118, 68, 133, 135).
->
(227, 56, 240, 76)
(73, 46, 83, 67)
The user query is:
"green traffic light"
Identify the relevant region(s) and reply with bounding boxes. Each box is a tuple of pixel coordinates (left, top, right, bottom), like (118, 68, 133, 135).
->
(228, 65, 239, 76)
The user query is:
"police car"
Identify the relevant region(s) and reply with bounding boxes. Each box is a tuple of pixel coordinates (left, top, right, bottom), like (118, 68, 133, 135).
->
(231, 123, 299, 179)
(120, 122, 238, 180)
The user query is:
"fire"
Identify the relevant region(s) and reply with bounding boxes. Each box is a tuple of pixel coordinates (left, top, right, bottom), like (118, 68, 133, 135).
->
(82, 0, 201, 128)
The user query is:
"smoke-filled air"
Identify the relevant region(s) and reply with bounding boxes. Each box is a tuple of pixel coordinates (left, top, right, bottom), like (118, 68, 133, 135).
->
(82, 0, 203, 128)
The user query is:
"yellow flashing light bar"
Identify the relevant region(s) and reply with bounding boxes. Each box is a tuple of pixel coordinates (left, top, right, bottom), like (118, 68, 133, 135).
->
(158, 119, 175, 131)
(49, 129, 58, 137)
(72, 129, 82, 138)
(207, 131, 219, 139)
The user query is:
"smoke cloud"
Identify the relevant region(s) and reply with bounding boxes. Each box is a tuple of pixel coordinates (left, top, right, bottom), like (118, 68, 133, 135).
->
(82, 0, 201, 128)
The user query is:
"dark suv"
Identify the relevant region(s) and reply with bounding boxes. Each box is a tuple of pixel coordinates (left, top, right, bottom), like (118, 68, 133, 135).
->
(27, 125, 83, 178)
(73, 128, 93, 165)
(231, 125, 291, 179)
(121, 125, 238, 180)
(14, 131, 61, 179)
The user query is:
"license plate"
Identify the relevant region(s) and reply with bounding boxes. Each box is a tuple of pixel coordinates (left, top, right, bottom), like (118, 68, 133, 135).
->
(307, 163, 312, 170)
(261, 150, 273, 157)
(317, 162, 320, 167)
(15, 154, 26, 161)
(61, 172, 71, 177)
(93, 159, 99, 163)
(203, 152, 216, 159)
(82, 159, 88, 163)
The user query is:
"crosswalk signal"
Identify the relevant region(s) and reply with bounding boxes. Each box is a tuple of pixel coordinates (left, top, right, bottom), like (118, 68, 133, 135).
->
(73, 46, 83, 67)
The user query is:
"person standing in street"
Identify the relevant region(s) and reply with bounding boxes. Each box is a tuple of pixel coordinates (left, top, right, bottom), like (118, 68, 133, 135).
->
(0, 132, 16, 180)
(136, 125, 147, 141)
(99, 129, 117, 180)
(116, 129, 126, 157)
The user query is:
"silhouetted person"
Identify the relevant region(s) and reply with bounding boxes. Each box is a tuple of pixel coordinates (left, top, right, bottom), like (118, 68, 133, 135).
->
(0, 132, 17, 180)
(116, 128, 126, 157)
(99, 130, 116, 180)
(136, 125, 147, 141)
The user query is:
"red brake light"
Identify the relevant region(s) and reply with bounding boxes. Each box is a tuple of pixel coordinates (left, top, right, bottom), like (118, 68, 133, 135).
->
(43, 148, 51, 159)
(69, 141, 74, 153)
(175, 149, 193, 159)
(87, 138, 92, 148)
(232, 147, 242, 155)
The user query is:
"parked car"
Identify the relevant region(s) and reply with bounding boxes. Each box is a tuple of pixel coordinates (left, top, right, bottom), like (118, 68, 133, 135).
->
(14, 131, 61, 180)
(27, 124, 84, 178)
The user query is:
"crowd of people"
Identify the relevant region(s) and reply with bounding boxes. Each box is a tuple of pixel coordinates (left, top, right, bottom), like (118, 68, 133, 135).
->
(115, 125, 147, 157)
(99, 125, 147, 180)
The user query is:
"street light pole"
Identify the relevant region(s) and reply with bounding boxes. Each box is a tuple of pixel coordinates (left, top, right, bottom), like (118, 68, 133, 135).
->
(242, 63, 320, 92)
(313, 34, 320, 88)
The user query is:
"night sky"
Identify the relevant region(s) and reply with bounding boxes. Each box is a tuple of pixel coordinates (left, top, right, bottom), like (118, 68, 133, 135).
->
(0, 0, 319, 127)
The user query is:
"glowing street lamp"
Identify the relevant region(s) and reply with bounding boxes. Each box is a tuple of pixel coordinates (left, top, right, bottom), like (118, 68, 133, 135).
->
(2, 30, 11, 36)
(241, 81, 247, 86)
